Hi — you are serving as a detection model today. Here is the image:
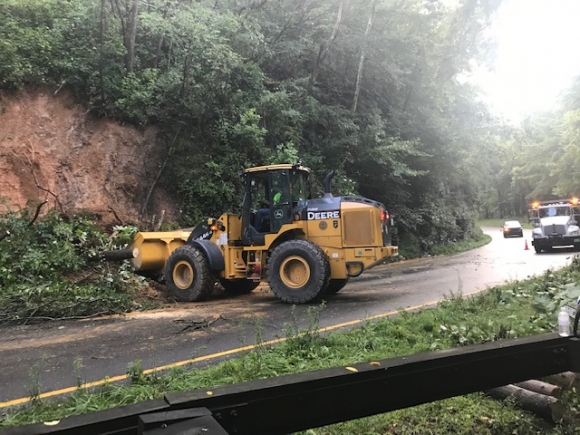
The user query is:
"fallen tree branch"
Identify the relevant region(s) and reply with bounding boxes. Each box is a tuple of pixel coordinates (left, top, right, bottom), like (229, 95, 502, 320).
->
(108, 206, 124, 225)
(27, 200, 48, 227)
(53, 80, 67, 96)
(0, 200, 47, 242)
(174, 315, 225, 333)
(22, 142, 64, 212)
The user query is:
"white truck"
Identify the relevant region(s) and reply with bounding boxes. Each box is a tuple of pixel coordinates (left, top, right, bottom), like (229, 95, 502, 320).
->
(529, 198, 580, 253)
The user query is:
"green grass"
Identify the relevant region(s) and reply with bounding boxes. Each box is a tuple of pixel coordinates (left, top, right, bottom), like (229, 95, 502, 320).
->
(397, 228, 492, 260)
(429, 233, 492, 256)
(3, 259, 580, 433)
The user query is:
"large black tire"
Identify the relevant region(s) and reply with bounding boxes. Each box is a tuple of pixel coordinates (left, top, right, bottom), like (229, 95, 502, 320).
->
(325, 278, 350, 295)
(534, 245, 542, 253)
(219, 279, 260, 294)
(164, 245, 214, 302)
(267, 240, 330, 304)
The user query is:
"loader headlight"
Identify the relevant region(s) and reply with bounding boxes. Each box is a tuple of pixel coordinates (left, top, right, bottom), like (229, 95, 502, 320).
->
(532, 228, 543, 238)
(568, 226, 580, 236)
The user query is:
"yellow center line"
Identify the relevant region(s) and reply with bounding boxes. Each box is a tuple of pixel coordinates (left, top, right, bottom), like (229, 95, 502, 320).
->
(0, 289, 483, 409)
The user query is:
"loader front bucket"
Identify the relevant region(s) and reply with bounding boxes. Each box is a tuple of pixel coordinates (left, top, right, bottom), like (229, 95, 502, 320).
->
(129, 230, 192, 273)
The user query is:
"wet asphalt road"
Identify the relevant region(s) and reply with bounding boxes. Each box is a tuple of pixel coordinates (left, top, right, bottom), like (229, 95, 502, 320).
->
(0, 227, 575, 406)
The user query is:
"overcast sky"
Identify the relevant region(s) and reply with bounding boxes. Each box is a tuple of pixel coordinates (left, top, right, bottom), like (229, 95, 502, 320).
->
(468, 0, 580, 123)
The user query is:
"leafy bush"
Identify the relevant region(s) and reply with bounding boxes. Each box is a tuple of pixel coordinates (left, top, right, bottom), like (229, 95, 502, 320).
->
(0, 208, 150, 323)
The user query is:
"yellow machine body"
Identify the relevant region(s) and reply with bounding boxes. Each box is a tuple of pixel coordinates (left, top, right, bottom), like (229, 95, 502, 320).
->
(126, 163, 398, 303)
(131, 204, 397, 281)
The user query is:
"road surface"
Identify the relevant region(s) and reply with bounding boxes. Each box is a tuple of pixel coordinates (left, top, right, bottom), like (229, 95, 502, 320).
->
(0, 227, 575, 407)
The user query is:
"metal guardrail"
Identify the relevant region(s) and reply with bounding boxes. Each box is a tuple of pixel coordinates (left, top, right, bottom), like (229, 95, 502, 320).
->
(3, 333, 579, 435)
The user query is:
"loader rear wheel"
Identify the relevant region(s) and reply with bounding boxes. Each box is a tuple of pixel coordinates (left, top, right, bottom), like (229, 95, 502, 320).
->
(164, 245, 214, 302)
(325, 278, 350, 294)
(219, 279, 260, 294)
(267, 240, 330, 304)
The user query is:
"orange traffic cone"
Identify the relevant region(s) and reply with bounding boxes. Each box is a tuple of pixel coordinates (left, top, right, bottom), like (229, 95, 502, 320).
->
(524, 239, 529, 250)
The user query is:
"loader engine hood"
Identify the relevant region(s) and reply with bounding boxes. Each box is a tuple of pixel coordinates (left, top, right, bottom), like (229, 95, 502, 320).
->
(299, 195, 392, 247)
(301, 196, 385, 217)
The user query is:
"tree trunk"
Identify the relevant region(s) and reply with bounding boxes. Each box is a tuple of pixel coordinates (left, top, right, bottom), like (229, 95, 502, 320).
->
(486, 385, 564, 423)
(140, 127, 181, 219)
(543, 372, 580, 390)
(153, 210, 166, 231)
(99, 0, 106, 103)
(351, 0, 377, 115)
(153, 35, 164, 69)
(306, 0, 344, 96)
(125, 0, 139, 74)
(102, 248, 137, 262)
(513, 380, 562, 399)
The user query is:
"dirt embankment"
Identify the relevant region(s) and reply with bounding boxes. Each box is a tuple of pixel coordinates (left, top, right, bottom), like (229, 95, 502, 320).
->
(0, 88, 179, 224)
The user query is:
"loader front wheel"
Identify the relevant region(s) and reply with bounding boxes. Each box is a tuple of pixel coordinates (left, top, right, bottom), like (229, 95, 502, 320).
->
(164, 245, 214, 302)
(267, 240, 330, 304)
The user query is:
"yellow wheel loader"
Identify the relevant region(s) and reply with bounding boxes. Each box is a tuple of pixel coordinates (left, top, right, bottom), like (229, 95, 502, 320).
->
(112, 163, 398, 304)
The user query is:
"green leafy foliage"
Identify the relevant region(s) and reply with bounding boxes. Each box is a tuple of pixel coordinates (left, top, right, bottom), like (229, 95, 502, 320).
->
(0, 0, 505, 245)
(0, 209, 151, 323)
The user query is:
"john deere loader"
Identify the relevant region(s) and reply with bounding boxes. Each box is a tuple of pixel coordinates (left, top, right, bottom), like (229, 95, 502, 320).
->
(113, 163, 398, 304)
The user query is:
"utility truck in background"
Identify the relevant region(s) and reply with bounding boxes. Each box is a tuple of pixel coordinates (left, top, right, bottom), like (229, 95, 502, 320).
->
(109, 163, 398, 304)
(529, 198, 580, 253)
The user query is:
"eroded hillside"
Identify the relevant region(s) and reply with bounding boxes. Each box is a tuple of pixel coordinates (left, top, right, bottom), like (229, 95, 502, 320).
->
(0, 89, 178, 224)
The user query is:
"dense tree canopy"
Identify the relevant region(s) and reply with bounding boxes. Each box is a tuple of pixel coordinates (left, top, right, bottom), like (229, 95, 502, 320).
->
(2, 0, 518, 252)
(477, 74, 580, 221)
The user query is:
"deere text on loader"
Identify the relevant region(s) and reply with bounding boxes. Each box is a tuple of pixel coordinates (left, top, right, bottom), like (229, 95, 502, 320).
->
(118, 164, 398, 304)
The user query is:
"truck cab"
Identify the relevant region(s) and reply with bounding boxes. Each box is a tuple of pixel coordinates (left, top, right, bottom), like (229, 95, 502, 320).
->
(529, 198, 580, 253)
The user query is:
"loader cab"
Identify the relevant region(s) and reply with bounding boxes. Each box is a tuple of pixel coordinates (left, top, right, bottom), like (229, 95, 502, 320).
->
(241, 164, 312, 245)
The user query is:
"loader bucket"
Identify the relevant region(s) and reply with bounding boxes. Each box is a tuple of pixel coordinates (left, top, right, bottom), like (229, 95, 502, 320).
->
(129, 230, 192, 273)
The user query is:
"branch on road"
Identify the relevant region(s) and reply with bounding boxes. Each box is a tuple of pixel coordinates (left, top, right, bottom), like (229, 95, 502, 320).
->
(174, 315, 226, 333)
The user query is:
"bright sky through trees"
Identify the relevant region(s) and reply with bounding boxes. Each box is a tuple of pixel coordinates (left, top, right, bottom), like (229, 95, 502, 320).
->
(471, 0, 580, 123)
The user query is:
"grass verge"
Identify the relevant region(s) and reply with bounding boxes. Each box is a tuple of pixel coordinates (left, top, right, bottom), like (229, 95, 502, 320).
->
(2, 258, 580, 433)
(398, 227, 492, 259)
(429, 233, 492, 256)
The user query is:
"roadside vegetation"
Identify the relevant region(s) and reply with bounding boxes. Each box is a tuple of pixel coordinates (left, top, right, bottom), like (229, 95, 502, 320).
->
(0, 207, 158, 325)
(2, 256, 580, 433)
(397, 226, 491, 259)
